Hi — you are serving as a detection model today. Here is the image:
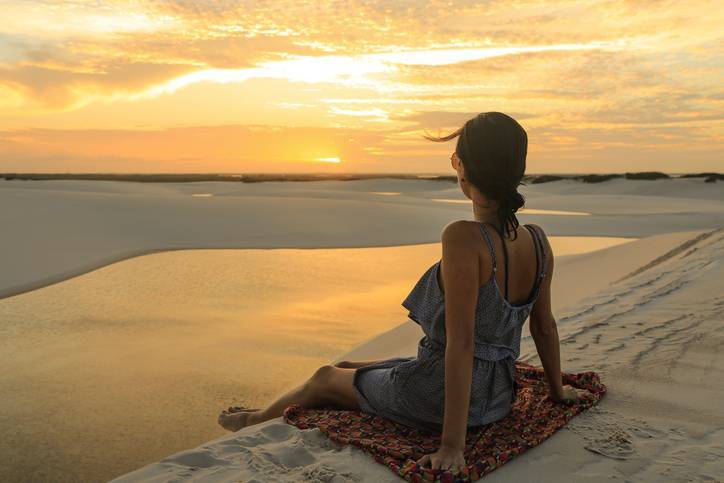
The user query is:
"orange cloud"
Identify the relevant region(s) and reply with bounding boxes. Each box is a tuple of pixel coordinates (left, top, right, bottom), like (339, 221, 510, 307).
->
(0, 62, 197, 110)
(0, 0, 720, 172)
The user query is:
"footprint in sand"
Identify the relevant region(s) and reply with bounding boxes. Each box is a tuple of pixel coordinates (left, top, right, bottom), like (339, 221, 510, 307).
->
(584, 435, 635, 460)
(566, 409, 683, 461)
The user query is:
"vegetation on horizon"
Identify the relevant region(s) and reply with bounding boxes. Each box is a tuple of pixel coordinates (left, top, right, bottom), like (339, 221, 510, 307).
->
(0, 171, 720, 184)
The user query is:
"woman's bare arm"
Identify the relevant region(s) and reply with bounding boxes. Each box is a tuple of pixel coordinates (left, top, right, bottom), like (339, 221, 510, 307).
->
(527, 225, 565, 400)
(439, 221, 480, 450)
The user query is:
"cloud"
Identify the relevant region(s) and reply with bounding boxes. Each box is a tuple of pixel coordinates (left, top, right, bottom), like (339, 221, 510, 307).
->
(0, 62, 198, 110)
(0, 0, 721, 172)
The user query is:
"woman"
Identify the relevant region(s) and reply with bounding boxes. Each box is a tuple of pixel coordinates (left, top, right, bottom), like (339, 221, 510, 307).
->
(218, 112, 591, 474)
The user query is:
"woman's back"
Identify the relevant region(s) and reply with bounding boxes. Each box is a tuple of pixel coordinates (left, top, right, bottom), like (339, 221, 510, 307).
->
(352, 221, 550, 433)
(455, 221, 547, 308)
(401, 221, 548, 359)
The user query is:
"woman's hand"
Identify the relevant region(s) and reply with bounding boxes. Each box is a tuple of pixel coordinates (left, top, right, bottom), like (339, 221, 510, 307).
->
(416, 444, 466, 474)
(550, 384, 592, 404)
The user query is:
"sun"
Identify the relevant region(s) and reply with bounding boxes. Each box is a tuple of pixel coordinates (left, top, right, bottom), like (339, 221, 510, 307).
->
(316, 157, 342, 164)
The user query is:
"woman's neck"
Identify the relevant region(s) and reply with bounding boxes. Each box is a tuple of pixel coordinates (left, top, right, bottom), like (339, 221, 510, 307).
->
(472, 205, 501, 229)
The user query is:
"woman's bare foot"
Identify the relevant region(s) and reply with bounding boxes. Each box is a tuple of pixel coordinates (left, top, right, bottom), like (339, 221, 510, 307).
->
(218, 409, 260, 431)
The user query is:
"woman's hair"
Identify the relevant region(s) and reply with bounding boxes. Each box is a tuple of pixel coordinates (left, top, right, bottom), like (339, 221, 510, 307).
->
(424, 112, 528, 240)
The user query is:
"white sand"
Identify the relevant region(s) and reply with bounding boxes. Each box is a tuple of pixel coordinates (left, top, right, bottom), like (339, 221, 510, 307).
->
(2, 177, 722, 299)
(2, 176, 722, 482)
(109, 227, 723, 482)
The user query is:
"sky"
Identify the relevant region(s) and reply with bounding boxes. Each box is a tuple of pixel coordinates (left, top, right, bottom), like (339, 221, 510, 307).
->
(0, 0, 722, 174)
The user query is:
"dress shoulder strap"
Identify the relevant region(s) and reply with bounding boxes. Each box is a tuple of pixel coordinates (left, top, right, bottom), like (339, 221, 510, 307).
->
(477, 223, 497, 274)
(524, 224, 547, 281)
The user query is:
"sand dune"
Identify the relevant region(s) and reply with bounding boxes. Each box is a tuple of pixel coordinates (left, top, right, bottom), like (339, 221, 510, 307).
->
(2, 176, 722, 482)
(113, 227, 724, 482)
(1, 177, 722, 299)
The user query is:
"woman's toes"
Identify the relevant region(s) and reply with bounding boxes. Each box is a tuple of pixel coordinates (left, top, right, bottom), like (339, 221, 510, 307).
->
(224, 406, 261, 414)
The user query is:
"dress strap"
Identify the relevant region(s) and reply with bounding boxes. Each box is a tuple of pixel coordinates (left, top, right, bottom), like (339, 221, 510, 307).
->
(477, 223, 497, 274)
(524, 224, 547, 281)
(486, 223, 509, 299)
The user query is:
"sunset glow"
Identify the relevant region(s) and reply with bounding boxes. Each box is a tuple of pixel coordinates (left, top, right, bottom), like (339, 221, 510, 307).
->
(0, 1, 721, 173)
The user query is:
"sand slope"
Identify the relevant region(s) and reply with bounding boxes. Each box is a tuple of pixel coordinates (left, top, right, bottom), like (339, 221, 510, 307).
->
(113, 227, 724, 483)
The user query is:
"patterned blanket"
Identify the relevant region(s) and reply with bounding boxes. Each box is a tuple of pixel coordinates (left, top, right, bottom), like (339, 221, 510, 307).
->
(283, 360, 607, 482)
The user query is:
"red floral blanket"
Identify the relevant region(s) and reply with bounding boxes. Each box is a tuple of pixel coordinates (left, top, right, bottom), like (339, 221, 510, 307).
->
(283, 360, 606, 482)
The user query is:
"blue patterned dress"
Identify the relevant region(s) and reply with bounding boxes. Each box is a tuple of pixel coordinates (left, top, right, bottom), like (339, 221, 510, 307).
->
(352, 222, 548, 434)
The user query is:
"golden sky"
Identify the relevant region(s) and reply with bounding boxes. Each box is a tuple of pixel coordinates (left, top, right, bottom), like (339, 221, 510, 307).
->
(0, 1, 721, 173)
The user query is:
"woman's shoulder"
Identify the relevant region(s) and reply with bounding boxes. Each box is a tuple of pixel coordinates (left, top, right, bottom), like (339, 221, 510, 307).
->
(441, 219, 496, 236)
(440, 220, 488, 252)
(439, 220, 488, 269)
(441, 219, 483, 238)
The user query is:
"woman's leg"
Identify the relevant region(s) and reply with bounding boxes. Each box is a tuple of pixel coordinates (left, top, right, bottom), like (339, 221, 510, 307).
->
(218, 365, 361, 432)
(334, 359, 389, 369)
